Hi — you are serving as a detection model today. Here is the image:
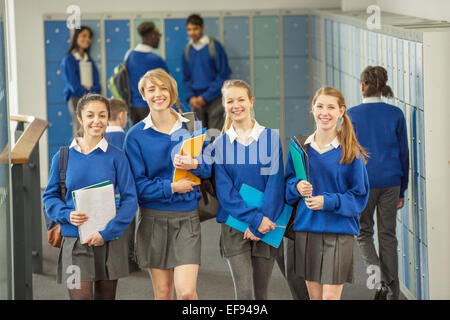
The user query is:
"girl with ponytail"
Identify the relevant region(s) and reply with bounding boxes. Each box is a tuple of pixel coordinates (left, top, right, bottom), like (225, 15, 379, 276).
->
(348, 66, 409, 300)
(124, 68, 211, 300)
(285, 86, 369, 300)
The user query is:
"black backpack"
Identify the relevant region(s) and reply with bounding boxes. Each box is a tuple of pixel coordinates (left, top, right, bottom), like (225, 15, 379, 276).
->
(182, 112, 218, 222)
(284, 135, 309, 240)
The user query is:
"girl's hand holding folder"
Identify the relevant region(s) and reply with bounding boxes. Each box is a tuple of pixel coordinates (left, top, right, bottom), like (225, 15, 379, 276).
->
(171, 177, 197, 194)
(70, 210, 89, 226)
(296, 180, 313, 197)
(305, 196, 324, 211)
(258, 217, 276, 234)
(173, 151, 199, 171)
(84, 231, 105, 247)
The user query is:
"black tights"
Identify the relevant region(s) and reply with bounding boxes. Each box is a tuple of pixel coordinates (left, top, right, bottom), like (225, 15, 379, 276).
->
(68, 280, 118, 300)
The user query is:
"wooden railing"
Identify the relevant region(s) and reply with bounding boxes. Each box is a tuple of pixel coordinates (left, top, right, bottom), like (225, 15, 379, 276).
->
(0, 114, 48, 164)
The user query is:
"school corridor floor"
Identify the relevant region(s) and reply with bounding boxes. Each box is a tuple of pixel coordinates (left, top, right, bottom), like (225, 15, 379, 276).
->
(32, 217, 404, 300)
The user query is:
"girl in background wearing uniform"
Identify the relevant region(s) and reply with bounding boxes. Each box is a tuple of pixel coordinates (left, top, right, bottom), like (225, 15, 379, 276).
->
(43, 94, 138, 300)
(124, 68, 210, 300)
(213, 79, 285, 300)
(61, 26, 101, 138)
(285, 86, 369, 300)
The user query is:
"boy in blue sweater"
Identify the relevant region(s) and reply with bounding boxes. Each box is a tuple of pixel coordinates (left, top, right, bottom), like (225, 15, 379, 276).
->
(182, 14, 230, 132)
(348, 66, 409, 300)
(126, 21, 169, 125)
(285, 87, 369, 300)
(104, 98, 128, 150)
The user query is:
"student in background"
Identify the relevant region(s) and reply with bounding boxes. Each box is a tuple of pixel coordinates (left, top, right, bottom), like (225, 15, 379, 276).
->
(285, 86, 369, 300)
(348, 66, 409, 300)
(104, 98, 128, 150)
(42, 94, 138, 300)
(213, 79, 284, 300)
(124, 68, 211, 300)
(126, 21, 169, 125)
(61, 26, 101, 138)
(182, 13, 230, 132)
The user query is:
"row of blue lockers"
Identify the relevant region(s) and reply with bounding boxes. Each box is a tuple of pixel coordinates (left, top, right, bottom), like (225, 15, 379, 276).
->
(45, 14, 312, 162)
(309, 14, 428, 299)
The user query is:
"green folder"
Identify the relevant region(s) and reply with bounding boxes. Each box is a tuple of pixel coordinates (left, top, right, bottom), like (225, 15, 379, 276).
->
(289, 141, 307, 181)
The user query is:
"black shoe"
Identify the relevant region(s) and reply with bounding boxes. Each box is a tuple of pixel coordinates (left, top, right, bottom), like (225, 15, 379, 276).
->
(374, 281, 389, 300)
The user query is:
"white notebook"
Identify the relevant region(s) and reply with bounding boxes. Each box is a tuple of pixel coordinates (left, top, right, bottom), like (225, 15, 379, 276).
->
(73, 182, 116, 244)
(79, 60, 93, 88)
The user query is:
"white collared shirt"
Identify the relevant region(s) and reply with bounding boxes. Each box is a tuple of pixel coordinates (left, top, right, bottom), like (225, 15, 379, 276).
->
(124, 43, 155, 61)
(106, 126, 125, 133)
(69, 137, 109, 154)
(226, 120, 265, 146)
(305, 132, 340, 154)
(189, 35, 210, 51)
(362, 96, 383, 104)
(142, 109, 190, 135)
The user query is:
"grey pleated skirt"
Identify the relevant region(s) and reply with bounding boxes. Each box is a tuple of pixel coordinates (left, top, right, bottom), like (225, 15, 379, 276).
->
(219, 223, 282, 259)
(135, 207, 201, 269)
(294, 231, 355, 285)
(56, 222, 134, 284)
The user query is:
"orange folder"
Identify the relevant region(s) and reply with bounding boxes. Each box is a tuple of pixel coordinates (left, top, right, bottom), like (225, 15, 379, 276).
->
(172, 133, 206, 186)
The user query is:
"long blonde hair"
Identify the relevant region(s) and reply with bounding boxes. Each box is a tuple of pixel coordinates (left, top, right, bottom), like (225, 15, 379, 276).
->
(312, 86, 368, 164)
(221, 79, 255, 133)
(138, 68, 182, 113)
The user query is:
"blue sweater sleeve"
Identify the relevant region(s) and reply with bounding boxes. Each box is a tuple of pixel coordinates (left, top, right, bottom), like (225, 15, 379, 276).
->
(61, 55, 89, 99)
(249, 137, 285, 238)
(285, 151, 302, 205)
(397, 114, 409, 199)
(214, 162, 263, 235)
(201, 41, 230, 103)
(42, 152, 73, 224)
(124, 132, 174, 201)
(322, 155, 370, 217)
(182, 52, 195, 101)
(99, 152, 138, 242)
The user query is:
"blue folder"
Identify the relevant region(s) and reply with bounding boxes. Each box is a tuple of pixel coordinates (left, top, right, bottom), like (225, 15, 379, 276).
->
(225, 184, 293, 248)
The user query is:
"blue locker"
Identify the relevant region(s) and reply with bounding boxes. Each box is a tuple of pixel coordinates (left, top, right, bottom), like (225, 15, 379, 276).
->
(397, 40, 404, 102)
(44, 21, 70, 63)
(164, 19, 189, 60)
(283, 15, 308, 56)
(419, 176, 427, 245)
(415, 234, 422, 300)
(228, 58, 250, 84)
(370, 31, 377, 65)
(409, 42, 416, 107)
(397, 216, 404, 289)
(204, 18, 219, 40)
(416, 43, 423, 109)
(284, 98, 310, 140)
(224, 17, 250, 58)
(254, 58, 280, 98)
(166, 59, 187, 107)
(284, 57, 309, 98)
(254, 16, 279, 58)
(421, 243, 429, 299)
(105, 20, 130, 61)
(387, 36, 393, 85)
(47, 104, 73, 145)
(418, 110, 425, 177)
(402, 224, 409, 288)
(254, 98, 280, 130)
(46, 62, 65, 104)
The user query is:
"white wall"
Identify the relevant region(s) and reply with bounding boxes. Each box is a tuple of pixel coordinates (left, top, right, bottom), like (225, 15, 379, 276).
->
(10, 0, 340, 186)
(378, 0, 450, 22)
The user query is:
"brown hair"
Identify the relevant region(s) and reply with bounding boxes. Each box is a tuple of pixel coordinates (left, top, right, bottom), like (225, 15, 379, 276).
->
(109, 98, 128, 120)
(75, 93, 111, 137)
(312, 86, 368, 164)
(221, 79, 254, 133)
(138, 68, 182, 113)
(360, 66, 393, 98)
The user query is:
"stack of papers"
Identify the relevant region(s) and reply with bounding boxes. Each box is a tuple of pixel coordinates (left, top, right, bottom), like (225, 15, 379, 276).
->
(225, 184, 293, 248)
(72, 181, 116, 244)
(172, 129, 206, 186)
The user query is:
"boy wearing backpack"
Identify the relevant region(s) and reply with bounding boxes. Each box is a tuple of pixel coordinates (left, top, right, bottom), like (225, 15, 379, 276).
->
(182, 14, 230, 133)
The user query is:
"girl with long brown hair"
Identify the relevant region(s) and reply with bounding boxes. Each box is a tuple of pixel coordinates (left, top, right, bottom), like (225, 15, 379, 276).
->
(285, 86, 369, 300)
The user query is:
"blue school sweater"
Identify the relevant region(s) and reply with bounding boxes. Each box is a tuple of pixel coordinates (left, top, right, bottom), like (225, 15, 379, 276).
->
(61, 53, 101, 101)
(182, 38, 230, 103)
(104, 131, 125, 150)
(42, 144, 138, 242)
(213, 129, 285, 239)
(285, 147, 369, 236)
(347, 102, 409, 198)
(123, 121, 211, 211)
(126, 50, 169, 107)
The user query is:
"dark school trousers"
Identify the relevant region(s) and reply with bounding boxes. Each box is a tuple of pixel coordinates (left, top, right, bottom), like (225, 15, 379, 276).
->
(192, 96, 225, 133)
(357, 186, 401, 300)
